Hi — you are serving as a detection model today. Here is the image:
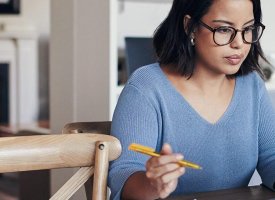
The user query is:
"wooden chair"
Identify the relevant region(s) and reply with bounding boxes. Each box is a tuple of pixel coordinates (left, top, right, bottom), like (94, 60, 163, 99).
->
(62, 121, 112, 199)
(0, 121, 121, 200)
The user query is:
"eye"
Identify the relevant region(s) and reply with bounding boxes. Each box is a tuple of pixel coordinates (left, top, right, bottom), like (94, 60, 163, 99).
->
(216, 27, 233, 34)
(244, 25, 255, 33)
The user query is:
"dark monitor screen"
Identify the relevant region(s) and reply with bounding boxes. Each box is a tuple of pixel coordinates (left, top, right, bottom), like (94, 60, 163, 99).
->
(125, 37, 157, 77)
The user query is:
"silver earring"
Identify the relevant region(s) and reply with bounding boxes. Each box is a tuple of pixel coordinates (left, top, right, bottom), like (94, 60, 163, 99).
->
(191, 38, 195, 46)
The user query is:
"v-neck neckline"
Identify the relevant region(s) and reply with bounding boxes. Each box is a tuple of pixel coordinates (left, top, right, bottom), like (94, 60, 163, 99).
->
(155, 64, 241, 126)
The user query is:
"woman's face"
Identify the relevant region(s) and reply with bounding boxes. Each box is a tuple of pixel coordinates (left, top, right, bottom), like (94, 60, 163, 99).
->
(193, 0, 254, 76)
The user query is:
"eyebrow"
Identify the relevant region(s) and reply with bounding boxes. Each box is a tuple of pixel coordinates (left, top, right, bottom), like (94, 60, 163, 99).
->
(212, 19, 255, 26)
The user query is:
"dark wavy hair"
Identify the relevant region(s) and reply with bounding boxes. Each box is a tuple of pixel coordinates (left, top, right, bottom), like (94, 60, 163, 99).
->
(153, 0, 265, 78)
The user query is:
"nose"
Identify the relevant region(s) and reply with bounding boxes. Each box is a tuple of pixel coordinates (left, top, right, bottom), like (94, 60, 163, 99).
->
(230, 31, 244, 49)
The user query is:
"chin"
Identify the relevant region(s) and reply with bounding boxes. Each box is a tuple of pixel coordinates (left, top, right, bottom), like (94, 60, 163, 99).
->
(226, 69, 240, 76)
(224, 64, 242, 75)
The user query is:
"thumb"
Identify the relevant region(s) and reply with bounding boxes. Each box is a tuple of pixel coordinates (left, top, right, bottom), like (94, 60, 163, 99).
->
(160, 143, 173, 155)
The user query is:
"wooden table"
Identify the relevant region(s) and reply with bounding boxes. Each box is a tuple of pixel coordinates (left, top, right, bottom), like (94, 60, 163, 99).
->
(165, 185, 275, 200)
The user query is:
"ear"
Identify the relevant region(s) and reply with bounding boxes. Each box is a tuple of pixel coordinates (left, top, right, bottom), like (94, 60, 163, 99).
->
(183, 15, 192, 35)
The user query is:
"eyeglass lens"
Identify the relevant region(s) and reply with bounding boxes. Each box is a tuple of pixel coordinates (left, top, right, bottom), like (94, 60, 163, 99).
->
(214, 25, 264, 45)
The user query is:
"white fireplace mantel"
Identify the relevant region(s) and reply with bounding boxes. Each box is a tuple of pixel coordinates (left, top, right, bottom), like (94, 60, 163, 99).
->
(0, 23, 38, 129)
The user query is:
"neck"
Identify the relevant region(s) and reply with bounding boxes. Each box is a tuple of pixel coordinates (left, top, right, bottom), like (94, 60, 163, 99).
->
(189, 59, 238, 94)
(189, 71, 232, 95)
(160, 64, 235, 96)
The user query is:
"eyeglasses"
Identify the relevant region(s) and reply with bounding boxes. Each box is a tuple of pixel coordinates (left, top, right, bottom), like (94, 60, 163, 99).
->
(198, 20, 265, 46)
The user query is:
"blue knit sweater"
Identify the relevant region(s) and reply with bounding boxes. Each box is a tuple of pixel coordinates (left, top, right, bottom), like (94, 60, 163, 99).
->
(108, 63, 275, 199)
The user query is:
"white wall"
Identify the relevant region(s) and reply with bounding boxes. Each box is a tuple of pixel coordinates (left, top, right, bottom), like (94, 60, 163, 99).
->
(117, 1, 171, 49)
(261, 0, 275, 53)
(0, 0, 50, 120)
(50, 0, 117, 132)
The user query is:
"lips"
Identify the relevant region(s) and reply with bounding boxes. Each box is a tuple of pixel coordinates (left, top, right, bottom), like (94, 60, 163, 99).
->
(224, 54, 243, 65)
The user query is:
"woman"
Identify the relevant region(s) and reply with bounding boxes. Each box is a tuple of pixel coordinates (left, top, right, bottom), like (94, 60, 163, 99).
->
(108, 0, 275, 199)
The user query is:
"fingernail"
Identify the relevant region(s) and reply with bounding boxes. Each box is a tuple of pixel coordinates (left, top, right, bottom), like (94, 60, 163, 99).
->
(176, 154, 183, 160)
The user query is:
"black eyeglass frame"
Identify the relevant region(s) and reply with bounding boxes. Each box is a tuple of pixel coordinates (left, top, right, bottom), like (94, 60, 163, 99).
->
(198, 20, 265, 46)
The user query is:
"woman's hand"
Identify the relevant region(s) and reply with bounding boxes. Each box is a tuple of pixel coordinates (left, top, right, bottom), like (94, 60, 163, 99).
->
(145, 143, 186, 199)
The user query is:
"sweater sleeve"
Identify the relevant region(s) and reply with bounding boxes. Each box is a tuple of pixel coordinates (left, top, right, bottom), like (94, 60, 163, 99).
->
(257, 83, 275, 191)
(108, 84, 159, 200)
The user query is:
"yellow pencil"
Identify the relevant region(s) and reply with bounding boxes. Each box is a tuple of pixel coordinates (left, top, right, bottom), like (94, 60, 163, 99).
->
(128, 143, 202, 170)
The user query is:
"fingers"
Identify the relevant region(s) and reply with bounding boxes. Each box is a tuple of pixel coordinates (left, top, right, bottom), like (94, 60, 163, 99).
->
(146, 161, 184, 178)
(160, 166, 185, 183)
(161, 143, 173, 155)
(147, 153, 183, 167)
(159, 181, 177, 199)
(149, 143, 183, 167)
(146, 143, 184, 177)
(145, 143, 186, 199)
(146, 165, 185, 184)
(147, 166, 185, 199)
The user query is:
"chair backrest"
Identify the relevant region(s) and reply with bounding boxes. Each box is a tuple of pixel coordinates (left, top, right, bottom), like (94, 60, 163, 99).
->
(62, 121, 113, 199)
(0, 121, 121, 200)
